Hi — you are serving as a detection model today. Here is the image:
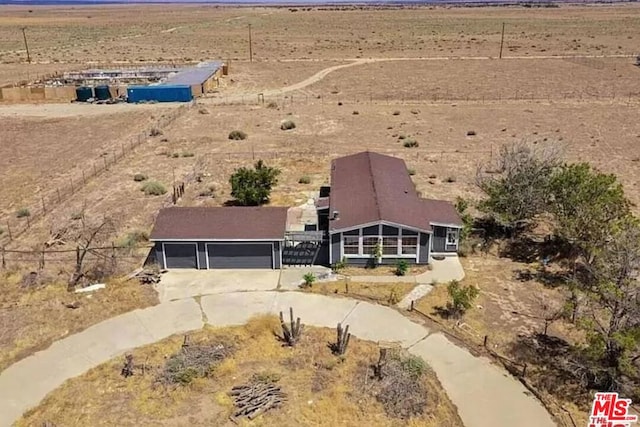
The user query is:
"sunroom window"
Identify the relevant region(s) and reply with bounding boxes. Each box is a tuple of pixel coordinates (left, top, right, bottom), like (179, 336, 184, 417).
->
(343, 236, 359, 255)
(401, 236, 418, 255)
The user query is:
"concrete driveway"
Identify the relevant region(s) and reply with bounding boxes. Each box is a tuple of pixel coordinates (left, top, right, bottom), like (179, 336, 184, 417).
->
(155, 269, 281, 302)
(0, 291, 557, 427)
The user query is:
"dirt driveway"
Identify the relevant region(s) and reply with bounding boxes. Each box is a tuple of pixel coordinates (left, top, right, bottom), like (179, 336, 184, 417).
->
(155, 269, 281, 302)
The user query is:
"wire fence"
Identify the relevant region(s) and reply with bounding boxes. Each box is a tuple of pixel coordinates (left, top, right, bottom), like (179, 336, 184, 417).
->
(0, 102, 194, 249)
(211, 88, 640, 108)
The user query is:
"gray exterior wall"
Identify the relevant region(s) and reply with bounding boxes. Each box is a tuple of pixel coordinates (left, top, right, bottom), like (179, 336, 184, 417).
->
(419, 232, 430, 264)
(331, 233, 341, 265)
(197, 242, 207, 269)
(432, 226, 460, 253)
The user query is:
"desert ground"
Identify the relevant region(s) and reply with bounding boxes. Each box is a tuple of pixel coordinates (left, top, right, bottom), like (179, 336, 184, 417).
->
(1, 3, 640, 426)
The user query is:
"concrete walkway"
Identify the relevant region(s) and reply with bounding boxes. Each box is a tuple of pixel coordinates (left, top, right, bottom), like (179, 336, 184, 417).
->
(0, 291, 555, 427)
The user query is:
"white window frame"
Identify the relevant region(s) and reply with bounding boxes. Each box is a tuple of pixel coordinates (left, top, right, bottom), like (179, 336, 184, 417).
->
(446, 228, 459, 249)
(339, 224, 418, 259)
(342, 235, 360, 255)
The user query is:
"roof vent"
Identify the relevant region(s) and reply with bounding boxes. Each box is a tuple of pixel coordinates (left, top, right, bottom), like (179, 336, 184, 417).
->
(332, 210, 340, 220)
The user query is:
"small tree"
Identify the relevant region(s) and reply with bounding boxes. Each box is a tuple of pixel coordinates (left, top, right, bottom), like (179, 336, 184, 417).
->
(395, 260, 408, 276)
(229, 160, 281, 206)
(446, 280, 480, 319)
(549, 162, 631, 265)
(476, 141, 561, 234)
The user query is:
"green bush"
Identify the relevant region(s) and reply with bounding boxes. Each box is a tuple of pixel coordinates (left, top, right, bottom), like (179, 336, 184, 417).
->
(445, 176, 456, 183)
(333, 258, 347, 272)
(301, 272, 316, 288)
(133, 173, 148, 182)
(266, 101, 278, 109)
(280, 120, 296, 131)
(228, 130, 247, 140)
(401, 354, 427, 378)
(171, 153, 180, 158)
(403, 139, 419, 148)
(298, 175, 311, 184)
(392, 110, 400, 116)
(70, 212, 84, 221)
(181, 152, 195, 158)
(446, 280, 480, 318)
(395, 260, 409, 276)
(141, 181, 167, 196)
(16, 208, 30, 218)
(407, 168, 416, 176)
(230, 160, 280, 206)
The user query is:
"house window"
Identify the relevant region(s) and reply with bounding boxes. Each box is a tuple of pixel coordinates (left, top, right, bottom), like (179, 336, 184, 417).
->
(343, 236, 359, 255)
(401, 236, 418, 255)
(362, 237, 378, 256)
(446, 229, 459, 246)
(382, 237, 398, 255)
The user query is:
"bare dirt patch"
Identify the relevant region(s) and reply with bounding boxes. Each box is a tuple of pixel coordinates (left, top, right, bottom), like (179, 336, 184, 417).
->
(18, 316, 462, 427)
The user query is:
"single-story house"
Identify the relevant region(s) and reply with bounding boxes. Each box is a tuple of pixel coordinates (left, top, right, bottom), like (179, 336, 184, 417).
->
(148, 151, 462, 270)
(150, 206, 287, 269)
(317, 151, 462, 266)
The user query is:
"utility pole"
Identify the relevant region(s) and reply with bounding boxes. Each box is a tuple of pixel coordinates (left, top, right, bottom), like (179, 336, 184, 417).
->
(499, 22, 505, 59)
(22, 27, 31, 64)
(248, 24, 253, 63)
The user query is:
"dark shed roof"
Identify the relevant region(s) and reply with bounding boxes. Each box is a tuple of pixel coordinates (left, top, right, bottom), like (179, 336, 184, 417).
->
(150, 207, 288, 241)
(328, 152, 461, 232)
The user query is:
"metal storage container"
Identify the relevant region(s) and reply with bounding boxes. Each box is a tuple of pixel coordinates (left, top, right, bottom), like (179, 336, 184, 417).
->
(75, 86, 93, 102)
(94, 85, 111, 101)
(126, 85, 193, 103)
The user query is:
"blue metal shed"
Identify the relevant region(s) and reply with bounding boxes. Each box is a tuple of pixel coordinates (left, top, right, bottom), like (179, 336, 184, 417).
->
(127, 85, 193, 103)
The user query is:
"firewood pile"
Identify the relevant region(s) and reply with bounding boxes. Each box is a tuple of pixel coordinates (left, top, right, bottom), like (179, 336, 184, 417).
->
(229, 381, 287, 421)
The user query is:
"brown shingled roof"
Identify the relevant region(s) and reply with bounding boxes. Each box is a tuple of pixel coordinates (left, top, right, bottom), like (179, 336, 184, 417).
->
(150, 207, 288, 241)
(328, 152, 461, 232)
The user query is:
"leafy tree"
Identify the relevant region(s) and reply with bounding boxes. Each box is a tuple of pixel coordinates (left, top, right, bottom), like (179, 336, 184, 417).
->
(476, 141, 561, 233)
(229, 160, 281, 206)
(548, 163, 631, 264)
(454, 197, 473, 241)
(578, 217, 640, 378)
(446, 280, 480, 319)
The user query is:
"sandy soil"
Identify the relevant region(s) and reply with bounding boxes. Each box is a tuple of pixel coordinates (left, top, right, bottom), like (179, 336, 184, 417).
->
(1, 5, 639, 66)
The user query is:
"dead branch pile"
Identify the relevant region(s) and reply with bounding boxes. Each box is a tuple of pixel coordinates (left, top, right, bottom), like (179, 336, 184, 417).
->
(229, 381, 287, 420)
(361, 348, 429, 420)
(158, 339, 232, 386)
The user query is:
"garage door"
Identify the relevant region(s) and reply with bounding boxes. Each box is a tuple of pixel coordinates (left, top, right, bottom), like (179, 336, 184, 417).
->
(207, 243, 273, 269)
(164, 243, 198, 269)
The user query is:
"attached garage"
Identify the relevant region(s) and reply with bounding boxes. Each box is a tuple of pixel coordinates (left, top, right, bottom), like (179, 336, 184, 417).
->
(206, 243, 273, 269)
(150, 206, 287, 270)
(163, 243, 198, 269)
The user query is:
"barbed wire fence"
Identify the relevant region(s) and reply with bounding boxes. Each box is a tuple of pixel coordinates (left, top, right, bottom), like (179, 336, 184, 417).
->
(0, 102, 194, 249)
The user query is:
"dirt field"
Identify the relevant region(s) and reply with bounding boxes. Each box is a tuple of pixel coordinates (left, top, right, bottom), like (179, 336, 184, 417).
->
(18, 317, 463, 426)
(1, 6, 639, 423)
(1, 5, 639, 66)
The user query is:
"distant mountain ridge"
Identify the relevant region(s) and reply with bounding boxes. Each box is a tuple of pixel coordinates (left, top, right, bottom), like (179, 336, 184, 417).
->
(0, 0, 631, 4)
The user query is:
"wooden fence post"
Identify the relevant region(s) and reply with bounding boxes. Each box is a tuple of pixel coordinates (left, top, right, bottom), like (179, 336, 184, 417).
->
(82, 170, 86, 184)
(483, 335, 488, 348)
(70, 178, 74, 193)
(41, 196, 46, 215)
(1, 247, 5, 269)
(39, 247, 45, 270)
(521, 363, 528, 377)
(410, 300, 414, 311)
(6, 223, 11, 241)
(57, 188, 61, 203)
